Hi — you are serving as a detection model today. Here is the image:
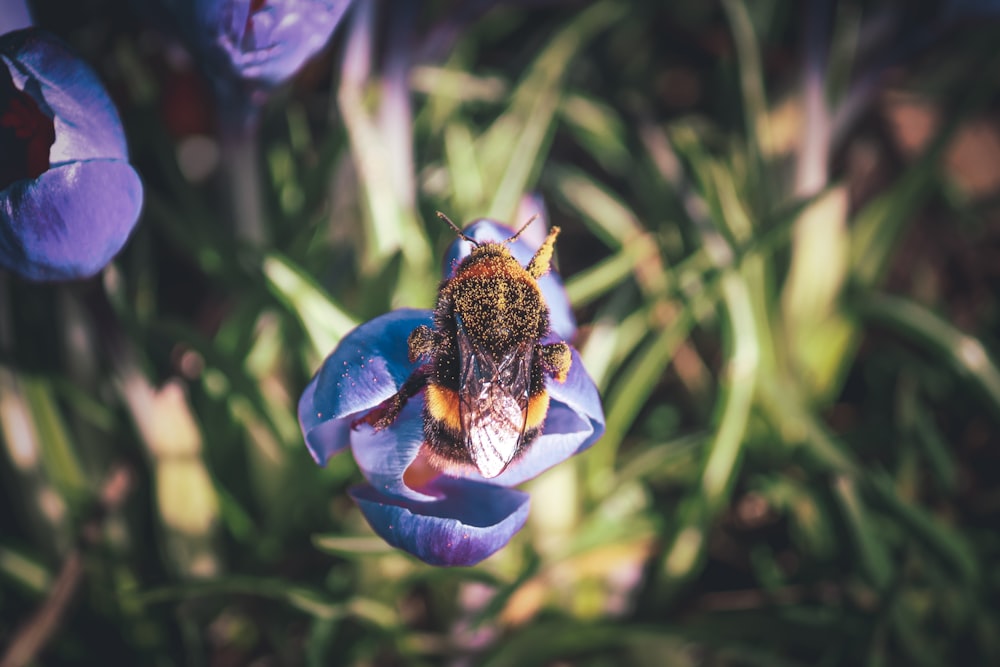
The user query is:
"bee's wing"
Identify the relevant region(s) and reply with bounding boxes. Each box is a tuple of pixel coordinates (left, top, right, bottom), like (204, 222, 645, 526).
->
(456, 316, 532, 479)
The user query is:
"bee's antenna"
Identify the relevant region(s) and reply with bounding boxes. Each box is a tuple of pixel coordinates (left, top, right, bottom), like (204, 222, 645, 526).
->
(505, 213, 540, 244)
(436, 211, 479, 246)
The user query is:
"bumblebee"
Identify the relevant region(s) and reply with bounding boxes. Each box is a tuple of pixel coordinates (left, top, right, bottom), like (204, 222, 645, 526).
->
(360, 213, 572, 479)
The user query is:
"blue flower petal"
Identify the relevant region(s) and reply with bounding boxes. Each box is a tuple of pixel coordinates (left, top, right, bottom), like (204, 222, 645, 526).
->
(350, 478, 530, 566)
(1, 28, 129, 163)
(478, 346, 605, 487)
(350, 399, 435, 502)
(300, 309, 431, 465)
(0, 160, 143, 281)
(298, 370, 351, 465)
(312, 308, 432, 419)
(443, 219, 577, 341)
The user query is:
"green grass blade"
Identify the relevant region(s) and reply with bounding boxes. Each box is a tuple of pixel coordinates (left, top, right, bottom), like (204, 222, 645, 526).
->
(858, 292, 1000, 417)
(263, 253, 358, 361)
(484, 0, 628, 221)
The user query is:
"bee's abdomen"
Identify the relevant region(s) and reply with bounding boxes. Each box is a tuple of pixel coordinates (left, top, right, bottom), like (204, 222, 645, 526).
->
(425, 383, 461, 432)
(422, 406, 542, 476)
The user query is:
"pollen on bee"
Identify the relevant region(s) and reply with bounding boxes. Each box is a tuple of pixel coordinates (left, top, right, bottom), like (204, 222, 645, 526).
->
(496, 279, 507, 312)
(527, 226, 560, 279)
(541, 342, 572, 383)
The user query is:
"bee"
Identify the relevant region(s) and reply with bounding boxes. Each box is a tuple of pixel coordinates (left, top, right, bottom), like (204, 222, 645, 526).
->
(358, 212, 572, 479)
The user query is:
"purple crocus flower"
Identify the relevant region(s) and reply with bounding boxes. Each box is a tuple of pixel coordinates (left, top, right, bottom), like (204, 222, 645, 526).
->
(0, 28, 143, 281)
(161, 0, 355, 89)
(299, 220, 605, 566)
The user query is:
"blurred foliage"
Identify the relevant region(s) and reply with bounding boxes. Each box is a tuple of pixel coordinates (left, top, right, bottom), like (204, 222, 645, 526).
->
(4, 0, 1000, 665)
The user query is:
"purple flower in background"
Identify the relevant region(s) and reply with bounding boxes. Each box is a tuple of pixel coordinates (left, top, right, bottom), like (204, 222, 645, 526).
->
(299, 220, 604, 566)
(162, 0, 355, 89)
(0, 28, 143, 281)
(151, 0, 356, 245)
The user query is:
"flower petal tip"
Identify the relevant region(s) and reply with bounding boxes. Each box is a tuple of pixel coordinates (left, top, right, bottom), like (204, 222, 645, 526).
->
(298, 374, 351, 466)
(350, 480, 530, 566)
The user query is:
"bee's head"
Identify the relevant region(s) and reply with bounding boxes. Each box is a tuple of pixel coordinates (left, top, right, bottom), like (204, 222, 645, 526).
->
(435, 211, 540, 249)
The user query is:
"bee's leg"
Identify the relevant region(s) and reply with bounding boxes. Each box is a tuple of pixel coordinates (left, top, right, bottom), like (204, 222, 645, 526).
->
(408, 325, 436, 361)
(352, 366, 429, 430)
(527, 226, 561, 279)
(537, 341, 571, 382)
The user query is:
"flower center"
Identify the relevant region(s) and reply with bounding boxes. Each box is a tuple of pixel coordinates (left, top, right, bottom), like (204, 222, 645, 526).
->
(0, 62, 55, 192)
(403, 449, 444, 492)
